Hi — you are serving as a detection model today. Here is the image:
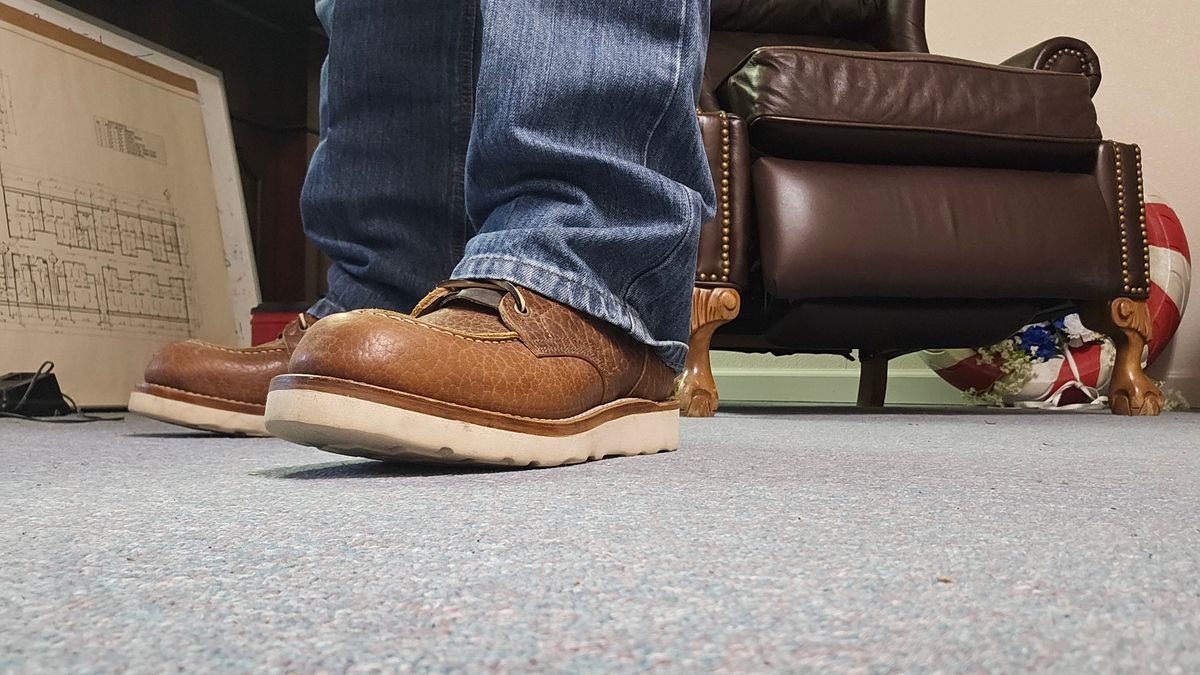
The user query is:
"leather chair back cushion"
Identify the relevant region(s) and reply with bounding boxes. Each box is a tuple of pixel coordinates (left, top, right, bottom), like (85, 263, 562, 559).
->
(712, 0, 885, 36)
(721, 47, 1100, 167)
(702, 31, 876, 109)
(753, 157, 1121, 300)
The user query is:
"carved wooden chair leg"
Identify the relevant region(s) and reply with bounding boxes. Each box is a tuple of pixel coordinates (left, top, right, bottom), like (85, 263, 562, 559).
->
(679, 286, 742, 418)
(1081, 298, 1164, 416)
(857, 353, 889, 408)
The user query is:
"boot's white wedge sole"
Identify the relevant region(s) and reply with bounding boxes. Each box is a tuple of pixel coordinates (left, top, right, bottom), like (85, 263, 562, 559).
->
(128, 385, 269, 437)
(264, 374, 679, 467)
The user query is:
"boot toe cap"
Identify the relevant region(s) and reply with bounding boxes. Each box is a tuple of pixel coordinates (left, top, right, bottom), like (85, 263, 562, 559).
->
(143, 339, 286, 404)
(285, 310, 604, 418)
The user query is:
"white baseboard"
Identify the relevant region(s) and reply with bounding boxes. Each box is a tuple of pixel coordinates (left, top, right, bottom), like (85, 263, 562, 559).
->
(712, 368, 966, 406)
(713, 367, 1199, 409)
(1161, 375, 1200, 408)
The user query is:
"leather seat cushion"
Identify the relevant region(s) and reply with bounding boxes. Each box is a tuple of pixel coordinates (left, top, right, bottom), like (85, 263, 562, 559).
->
(753, 157, 1121, 300)
(720, 47, 1101, 167)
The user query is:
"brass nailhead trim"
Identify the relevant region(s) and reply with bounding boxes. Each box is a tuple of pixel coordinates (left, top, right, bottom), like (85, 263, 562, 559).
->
(1134, 144, 1150, 297)
(718, 111, 732, 283)
(1043, 47, 1095, 76)
(1114, 141, 1132, 294)
(1113, 142, 1152, 297)
(695, 110, 735, 284)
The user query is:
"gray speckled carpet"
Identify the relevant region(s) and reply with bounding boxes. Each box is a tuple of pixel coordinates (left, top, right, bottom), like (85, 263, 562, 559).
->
(2, 408, 1198, 673)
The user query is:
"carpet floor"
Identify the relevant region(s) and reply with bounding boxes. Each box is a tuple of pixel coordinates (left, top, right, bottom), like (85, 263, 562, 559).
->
(2, 408, 1198, 673)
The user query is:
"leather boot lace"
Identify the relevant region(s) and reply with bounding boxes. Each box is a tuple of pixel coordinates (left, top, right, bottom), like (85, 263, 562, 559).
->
(435, 279, 530, 315)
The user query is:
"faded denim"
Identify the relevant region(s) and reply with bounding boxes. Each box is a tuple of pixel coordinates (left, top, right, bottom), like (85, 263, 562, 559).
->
(302, 0, 714, 371)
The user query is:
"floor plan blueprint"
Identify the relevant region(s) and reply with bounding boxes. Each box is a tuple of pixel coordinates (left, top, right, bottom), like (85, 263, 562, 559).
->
(0, 167, 194, 336)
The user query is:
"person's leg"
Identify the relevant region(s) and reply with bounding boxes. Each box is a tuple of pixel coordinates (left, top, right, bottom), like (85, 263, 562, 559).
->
(301, 0, 480, 317)
(454, 0, 715, 373)
(265, 0, 715, 465)
(129, 0, 478, 435)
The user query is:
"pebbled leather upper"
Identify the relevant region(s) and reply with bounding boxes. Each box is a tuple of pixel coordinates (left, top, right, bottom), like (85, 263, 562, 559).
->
(287, 283, 677, 420)
(143, 315, 313, 405)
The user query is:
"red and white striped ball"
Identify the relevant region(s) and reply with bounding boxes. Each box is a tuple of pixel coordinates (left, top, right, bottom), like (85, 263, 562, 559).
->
(922, 202, 1191, 405)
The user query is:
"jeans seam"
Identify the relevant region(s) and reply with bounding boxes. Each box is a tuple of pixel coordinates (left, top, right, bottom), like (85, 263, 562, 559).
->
(619, 0, 694, 303)
(639, 0, 688, 167)
(620, 190, 699, 309)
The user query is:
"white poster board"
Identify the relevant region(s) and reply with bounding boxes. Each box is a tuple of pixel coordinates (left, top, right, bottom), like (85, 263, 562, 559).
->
(0, 1, 258, 406)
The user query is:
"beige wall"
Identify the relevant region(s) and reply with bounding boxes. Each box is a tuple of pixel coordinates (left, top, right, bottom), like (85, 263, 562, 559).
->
(714, 1, 1200, 406)
(928, 0, 1200, 402)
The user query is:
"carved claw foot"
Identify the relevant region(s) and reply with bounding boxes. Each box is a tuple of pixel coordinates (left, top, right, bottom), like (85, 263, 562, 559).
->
(1088, 297, 1165, 417)
(1109, 381, 1164, 416)
(679, 286, 741, 418)
(680, 387, 719, 418)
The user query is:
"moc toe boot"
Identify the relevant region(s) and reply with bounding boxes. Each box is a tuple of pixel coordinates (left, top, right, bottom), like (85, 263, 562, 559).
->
(128, 314, 316, 436)
(264, 281, 679, 467)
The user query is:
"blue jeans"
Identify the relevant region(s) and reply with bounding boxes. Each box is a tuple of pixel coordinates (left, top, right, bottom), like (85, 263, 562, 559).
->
(302, 0, 714, 371)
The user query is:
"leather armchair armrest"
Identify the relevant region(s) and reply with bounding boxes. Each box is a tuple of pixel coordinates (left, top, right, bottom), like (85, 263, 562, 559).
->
(696, 112, 753, 291)
(1003, 37, 1102, 96)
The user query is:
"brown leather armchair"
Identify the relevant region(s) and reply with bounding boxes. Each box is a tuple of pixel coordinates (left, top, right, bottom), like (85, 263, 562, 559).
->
(681, 0, 1163, 417)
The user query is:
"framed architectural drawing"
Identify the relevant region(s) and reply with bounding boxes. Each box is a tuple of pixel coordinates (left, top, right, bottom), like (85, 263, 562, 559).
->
(0, 1, 257, 406)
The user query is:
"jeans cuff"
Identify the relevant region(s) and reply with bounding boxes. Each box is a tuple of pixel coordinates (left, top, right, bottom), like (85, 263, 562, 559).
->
(305, 296, 347, 320)
(451, 254, 689, 373)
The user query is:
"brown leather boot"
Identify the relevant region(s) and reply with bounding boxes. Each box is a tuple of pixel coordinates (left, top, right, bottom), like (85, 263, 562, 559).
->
(128, 314, 316, 436)
(264, 280, 680, 467)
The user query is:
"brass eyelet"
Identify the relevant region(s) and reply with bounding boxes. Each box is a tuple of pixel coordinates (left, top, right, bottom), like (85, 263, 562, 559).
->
(498, 281, 529, 314)
(514, 297, 530, 315)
